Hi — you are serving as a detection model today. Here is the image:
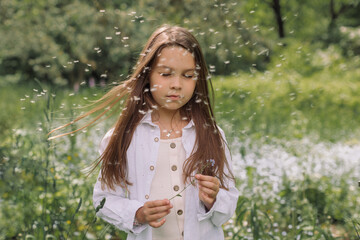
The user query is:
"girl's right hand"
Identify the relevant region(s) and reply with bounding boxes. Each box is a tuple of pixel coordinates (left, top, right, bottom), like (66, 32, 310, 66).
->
(135, 199, 173, 228)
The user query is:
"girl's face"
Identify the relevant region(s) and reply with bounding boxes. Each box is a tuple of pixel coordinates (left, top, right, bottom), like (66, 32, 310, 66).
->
(149, 46, 197, 113)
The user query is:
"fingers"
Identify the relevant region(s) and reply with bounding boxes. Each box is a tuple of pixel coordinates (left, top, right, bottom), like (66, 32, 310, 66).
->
(196, 174, 220, 210)
(198, 180, 219, 191)
(140, 199, 172, 226)
(143, 206, 171, 220)
(195, 174, 220, 186)
(146, 199, 171, 208)
(195, 174, 216, 182)
(196, 174, 219, 191)
(149, 218, 166, 228)
(145, 204, 172, 215)
(199, 184, 217, 198)
(200, 191, 214, 203)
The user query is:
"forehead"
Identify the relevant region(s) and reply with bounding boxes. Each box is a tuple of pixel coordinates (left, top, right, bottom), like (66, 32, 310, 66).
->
(154, 46, 195, 70)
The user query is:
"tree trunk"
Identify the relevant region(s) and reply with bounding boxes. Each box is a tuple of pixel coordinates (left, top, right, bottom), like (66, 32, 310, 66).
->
(272, 0, 285, 38)
(329, 0, 337, 32)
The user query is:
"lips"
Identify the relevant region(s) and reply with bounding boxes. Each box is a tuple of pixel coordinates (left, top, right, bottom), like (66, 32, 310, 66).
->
(166, 95, 181, 100)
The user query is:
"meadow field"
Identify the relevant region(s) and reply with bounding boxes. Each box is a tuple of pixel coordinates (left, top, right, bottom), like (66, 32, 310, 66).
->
(1, 62, 360, 239)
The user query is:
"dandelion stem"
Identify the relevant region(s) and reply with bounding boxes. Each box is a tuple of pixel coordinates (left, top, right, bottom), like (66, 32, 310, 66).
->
(169, 179, 196, 201)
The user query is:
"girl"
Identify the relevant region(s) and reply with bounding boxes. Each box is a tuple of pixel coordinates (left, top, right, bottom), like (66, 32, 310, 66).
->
(50, 25, 239, 240)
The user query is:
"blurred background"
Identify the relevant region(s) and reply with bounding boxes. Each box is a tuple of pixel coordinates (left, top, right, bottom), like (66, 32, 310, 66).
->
(1, 0, 360, 239)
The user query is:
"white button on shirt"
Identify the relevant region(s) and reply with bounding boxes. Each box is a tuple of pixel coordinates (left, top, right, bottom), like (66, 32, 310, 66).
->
(93, 112, 239, 240)
(150, 137, 185, 240)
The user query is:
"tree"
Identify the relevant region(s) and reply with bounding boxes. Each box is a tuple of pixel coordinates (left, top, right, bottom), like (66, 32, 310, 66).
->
(269, 0, 285, 38)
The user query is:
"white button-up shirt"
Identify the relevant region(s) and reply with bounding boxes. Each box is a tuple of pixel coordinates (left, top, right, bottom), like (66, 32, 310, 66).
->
(93, 112, 239, 240)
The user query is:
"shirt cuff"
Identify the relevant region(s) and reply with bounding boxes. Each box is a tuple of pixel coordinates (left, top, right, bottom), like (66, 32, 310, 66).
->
(127, 203, 150, 235)
(197, 197, 218, 221)
(196, 189, 230, 223)
(128, 206, 149, 235)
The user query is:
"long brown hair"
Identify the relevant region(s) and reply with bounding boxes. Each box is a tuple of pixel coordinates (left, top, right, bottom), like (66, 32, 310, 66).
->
(49, 25, 235, 191)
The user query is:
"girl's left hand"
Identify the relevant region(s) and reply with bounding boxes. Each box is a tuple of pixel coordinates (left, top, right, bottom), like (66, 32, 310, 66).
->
(195, 174, 220, 211)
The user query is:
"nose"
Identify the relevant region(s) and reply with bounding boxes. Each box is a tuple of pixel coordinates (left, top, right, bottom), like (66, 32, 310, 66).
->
(170, 75, 181, 90)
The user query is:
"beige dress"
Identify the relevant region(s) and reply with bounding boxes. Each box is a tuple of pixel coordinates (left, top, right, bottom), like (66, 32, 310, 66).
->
(149, 137, 186, 240)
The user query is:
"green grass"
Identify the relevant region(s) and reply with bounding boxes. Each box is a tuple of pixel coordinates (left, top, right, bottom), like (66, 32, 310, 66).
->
(212, 62, 360, 142)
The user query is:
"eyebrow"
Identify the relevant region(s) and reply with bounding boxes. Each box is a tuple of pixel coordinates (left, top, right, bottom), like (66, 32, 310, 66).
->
(156, 65, 195, 72)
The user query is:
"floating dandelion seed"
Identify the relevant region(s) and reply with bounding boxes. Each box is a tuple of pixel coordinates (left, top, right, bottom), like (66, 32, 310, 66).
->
(100, 10, 105, 13)
(115, 32, 121, 35)
(69, 93, 74, 96)
(105, 37, 112, 40)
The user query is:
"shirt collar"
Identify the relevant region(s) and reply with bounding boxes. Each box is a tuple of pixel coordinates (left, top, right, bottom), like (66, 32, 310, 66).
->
(139, 111, 195, 129)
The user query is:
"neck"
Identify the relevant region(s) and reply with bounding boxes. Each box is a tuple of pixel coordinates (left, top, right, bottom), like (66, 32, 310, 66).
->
(151, 108, 188, 139)
(156, 108, 181, 125)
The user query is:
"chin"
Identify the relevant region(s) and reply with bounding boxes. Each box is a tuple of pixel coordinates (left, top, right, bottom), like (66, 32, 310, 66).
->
(162, 104, 184, 111)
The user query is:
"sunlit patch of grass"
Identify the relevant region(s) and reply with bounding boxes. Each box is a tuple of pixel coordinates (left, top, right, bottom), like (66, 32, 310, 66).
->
(213, 61, 360, 142)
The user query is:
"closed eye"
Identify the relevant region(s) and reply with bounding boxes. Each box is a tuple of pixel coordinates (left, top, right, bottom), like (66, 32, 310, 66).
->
(159, 73, 171, 77)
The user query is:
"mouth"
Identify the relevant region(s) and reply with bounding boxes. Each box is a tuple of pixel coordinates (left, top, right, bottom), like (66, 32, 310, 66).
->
(166, 95, 182, 101)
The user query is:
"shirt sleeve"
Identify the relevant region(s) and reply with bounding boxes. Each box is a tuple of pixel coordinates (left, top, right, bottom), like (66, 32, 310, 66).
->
(93, 129, 148, 234)
(197, 127, 240, 227)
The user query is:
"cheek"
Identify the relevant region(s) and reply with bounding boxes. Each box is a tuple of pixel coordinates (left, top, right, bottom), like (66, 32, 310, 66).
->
(189, 82, 197, 94)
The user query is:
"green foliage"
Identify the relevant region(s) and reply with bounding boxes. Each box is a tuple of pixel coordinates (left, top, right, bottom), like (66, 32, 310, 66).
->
(0, 0, 274, 86)
(214, 41, 360, 142)
(1, 1, 360, 239)
(224, 160, 359, 239)
(1, 64, 360, 238)
(0, 83, 125, 239)
(4, 0, 359, 87)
